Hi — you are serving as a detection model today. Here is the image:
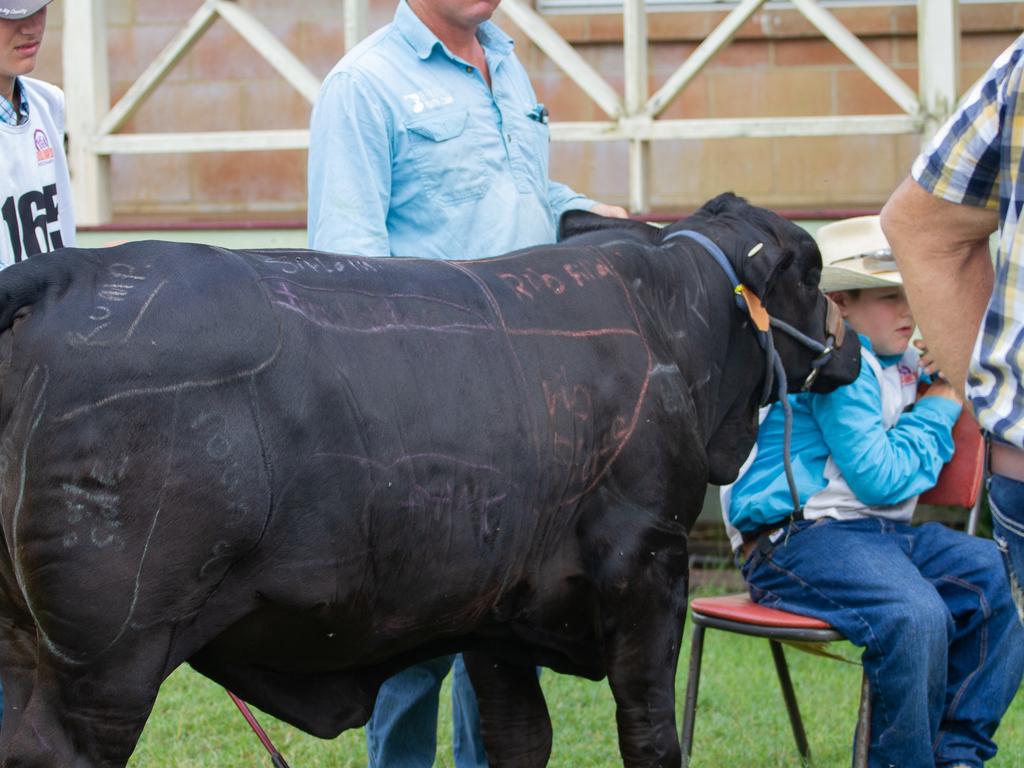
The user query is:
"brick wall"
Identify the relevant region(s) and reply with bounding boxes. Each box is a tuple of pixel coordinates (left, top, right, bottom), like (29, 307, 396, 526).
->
(34, 1, 1024, 221)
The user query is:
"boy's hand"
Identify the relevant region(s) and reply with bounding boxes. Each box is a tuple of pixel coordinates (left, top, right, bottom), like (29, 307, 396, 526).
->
(914, 339, 941, 377)
(923, 378, 963, 404)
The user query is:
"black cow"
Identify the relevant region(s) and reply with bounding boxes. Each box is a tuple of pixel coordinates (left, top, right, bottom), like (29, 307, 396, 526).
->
(0, 193, 858, 767)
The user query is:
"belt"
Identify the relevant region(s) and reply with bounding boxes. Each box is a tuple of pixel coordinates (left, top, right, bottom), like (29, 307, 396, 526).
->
(739, 519, 796, 560)
(740, 537, 772, 561)
(989, 439, 1024, 483)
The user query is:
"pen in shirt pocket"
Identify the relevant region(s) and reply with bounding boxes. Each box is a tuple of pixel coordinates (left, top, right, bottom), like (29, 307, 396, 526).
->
(527, 103, 549, 124)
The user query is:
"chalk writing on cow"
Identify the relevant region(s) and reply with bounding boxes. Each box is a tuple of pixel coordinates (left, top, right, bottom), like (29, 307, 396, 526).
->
(498, 257, 614, 301)
(190, 411, 251, 529)
(69, 261, 163, 347)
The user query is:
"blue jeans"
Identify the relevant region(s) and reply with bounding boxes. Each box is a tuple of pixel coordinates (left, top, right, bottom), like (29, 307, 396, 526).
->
(366, 654, 487, 768)
(743, 517, 1024, 768)
(989, 474, 1024, 627)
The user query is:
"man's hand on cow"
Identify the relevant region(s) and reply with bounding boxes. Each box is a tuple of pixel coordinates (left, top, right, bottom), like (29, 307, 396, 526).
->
(589, 202, 629, 219)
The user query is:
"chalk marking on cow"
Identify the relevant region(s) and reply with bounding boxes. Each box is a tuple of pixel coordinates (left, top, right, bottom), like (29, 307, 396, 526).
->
(310, 450, 502, 477)
(108, 262, 149, 282)
(190, 411, 250, 524)
(444, 260, 546, 477)
(252, 251, 384, 276)
(650, 363, 681, 377)
(505, 327, 640, 339)
(54, 329, 284, 422)
(499, 257, 614, 301)
(266, 279, 495, 336)
(90, 394, 183, 660)
(61, 483, 125, 551)
(8, 366, 83, 664)
(564, 264, 654, 505)
(261, 277, 495, 325)
(69, 279, 168, 348)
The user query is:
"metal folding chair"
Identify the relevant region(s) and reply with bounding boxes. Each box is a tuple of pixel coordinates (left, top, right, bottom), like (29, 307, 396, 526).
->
(680, 406, 985, 768)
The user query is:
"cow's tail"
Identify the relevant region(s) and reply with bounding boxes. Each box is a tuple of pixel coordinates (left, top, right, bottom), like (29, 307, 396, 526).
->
(0, 253, 76, 333)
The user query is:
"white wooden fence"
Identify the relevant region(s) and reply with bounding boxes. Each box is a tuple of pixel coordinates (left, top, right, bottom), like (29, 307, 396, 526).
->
(63, 0, 960, 224)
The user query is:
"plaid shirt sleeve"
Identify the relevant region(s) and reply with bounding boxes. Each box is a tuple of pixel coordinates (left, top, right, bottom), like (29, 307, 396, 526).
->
(912, 34, 1024, 211)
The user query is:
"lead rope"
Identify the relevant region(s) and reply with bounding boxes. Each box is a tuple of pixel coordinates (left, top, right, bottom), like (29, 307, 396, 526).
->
(772, 349, 802, 544)
(661, 229, 807, 534)
(228, 690, 291, 768)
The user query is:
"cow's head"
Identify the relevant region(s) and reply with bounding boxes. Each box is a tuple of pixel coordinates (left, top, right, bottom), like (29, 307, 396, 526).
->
(662, 192, 861, 397)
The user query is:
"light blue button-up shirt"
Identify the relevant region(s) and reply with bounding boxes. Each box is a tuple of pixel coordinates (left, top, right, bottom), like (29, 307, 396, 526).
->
(308, 0, 596, 259)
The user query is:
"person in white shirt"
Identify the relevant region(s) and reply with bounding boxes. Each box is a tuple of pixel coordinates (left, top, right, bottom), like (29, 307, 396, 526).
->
(0, 0, 74, 267)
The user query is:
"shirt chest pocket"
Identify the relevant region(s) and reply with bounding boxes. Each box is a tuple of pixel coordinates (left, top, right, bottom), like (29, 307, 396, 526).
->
(404, 110, 489, 205)
(509, 112, 550, 186)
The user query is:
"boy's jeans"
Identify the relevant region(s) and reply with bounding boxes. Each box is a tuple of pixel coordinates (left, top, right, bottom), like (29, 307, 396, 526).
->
(989, 474, 1024, 625)
(743, 517, 1024, 768)
(366, 654, 487, 768)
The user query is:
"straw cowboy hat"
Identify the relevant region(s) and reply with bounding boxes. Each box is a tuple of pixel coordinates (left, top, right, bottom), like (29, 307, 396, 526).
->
(817, 215, 902, 292)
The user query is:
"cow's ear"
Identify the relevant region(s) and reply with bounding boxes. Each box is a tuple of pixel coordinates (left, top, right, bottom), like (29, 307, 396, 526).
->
(558, 210, 660, 243)
(741, 242, 795, 298)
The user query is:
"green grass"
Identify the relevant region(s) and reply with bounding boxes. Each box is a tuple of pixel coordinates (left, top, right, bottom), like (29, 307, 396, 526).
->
(127, 585, 1024, 767)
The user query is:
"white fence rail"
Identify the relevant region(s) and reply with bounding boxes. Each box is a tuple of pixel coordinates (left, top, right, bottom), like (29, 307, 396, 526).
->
(64, 0, 959, 224)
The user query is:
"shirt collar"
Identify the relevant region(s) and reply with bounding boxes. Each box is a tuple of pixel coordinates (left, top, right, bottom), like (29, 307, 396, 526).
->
(394, 0, 513, 63)
(858, 334, 906, 368)
(0, 78, 29, 127)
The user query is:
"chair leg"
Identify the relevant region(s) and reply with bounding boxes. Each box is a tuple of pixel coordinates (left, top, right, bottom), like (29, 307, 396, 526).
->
(967, 496, 983, 537)
(769, 639, 813, 767)
(852, 671, 871, 768)
(680, 623, 706, 766)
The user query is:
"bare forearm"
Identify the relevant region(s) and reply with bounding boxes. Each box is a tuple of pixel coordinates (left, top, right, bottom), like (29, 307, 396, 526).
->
(897, 240, 992, 393)
(881, 178, 997, 394)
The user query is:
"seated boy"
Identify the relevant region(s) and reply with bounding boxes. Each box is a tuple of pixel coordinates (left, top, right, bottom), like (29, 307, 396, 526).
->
(723, 215, 1024, 768)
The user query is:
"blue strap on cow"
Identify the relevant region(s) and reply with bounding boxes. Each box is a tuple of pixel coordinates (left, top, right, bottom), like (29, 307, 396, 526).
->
(664, 227, 803, 518)
(663, 230, 748, 315)
(663, 229, 775, 403)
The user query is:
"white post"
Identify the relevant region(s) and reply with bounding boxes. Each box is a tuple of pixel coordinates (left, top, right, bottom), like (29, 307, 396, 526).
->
(623, 0, 649, 213)
(500, 0, 622, 119)
(918, 0, 959, 141)
(791, 0, 919, 117)
(645, 0, 765, 119)
(216, 1, 321, 103)
(345, 0, 369, 52)
(63, 0, 111, 226)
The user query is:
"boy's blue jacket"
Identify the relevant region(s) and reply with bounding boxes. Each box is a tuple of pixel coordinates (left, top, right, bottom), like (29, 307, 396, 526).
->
(728, 335, 962, 534)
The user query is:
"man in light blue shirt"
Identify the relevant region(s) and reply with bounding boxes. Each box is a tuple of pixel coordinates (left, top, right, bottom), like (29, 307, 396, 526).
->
(308, 0, 624, 261)
(308, 1, 626, 765)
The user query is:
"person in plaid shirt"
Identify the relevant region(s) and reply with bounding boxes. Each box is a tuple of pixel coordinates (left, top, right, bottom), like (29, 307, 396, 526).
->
(882, 34, 1024, 625)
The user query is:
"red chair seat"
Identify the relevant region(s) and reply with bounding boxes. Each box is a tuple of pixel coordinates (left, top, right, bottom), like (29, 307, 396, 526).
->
(690, 593, 833, 630)
(918, 390, 984, 508)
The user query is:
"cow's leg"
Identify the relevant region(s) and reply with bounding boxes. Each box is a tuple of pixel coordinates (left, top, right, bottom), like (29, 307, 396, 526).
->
(3, 636, 169, 768)
(462, 651, 552, 767)
(0, 621, 39, 752)
(603, 572, 688, 768)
